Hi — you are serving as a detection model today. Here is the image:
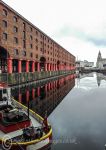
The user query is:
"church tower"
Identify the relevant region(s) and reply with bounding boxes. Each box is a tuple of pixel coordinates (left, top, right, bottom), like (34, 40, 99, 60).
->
(97, 51, 102, 60)
(96, 51, 102, 67)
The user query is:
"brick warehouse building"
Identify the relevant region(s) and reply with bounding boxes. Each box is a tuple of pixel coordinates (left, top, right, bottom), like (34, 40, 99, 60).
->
(0, 1, 75, 84)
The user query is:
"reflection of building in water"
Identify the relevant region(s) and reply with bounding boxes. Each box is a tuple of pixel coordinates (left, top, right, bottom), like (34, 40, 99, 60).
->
(77, 73, 94, 79)
(12, 74, 75, 117)
(96, 73, 106, 86)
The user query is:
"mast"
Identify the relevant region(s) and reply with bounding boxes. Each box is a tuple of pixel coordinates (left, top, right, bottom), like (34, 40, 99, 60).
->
(27, 98, 30, 119)
(27, 81, 30, 119)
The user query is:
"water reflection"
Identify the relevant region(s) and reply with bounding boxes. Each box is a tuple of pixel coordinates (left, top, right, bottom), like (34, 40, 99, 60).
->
(76, 72, 106, 89)
(76, 73, 94, 79)
(11, 74, 75, 118)
(11, 74, 75, 149)
(49, 73, 106, 150)
(11, 73, 106, 150)
(96, 73, 106, 87)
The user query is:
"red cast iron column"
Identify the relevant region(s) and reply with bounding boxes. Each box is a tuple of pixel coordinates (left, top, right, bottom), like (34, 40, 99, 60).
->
(7, 58, 12, 73)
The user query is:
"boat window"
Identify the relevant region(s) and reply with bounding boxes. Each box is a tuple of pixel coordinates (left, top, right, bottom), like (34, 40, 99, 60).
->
(3, 89, 6, 94)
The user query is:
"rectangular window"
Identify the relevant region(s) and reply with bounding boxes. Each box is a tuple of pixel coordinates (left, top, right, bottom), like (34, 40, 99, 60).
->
(14, 49, 19, 55)
(30, 35, 33, 40)
(23, 31, 26, 39)
(36, 38, 38, 43)
(14, 26, 18, 33)
(13, 16, 18, 22)
(30, 44, 33, 49)
(23, 22, 26, 30)
(36, 54, 38, 58)
(3, 33, 7, 40)
(14, 37, 18, 44)
(3, 9, 7, 16)
(36, 46, 38, 50)
(22, 51, 26, 56)
(23, 40, 26, 48)
(2, 20, 7, 28)
(30, 27, 32, 32)
(36, 31, 38, 35)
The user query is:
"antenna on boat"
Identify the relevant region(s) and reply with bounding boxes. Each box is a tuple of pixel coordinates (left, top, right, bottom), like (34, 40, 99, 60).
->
(27, 81, 30, 120)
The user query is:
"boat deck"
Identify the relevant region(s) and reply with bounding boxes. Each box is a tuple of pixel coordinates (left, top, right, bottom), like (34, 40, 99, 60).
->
(1, 112, 28, 126)
(0, 112, 41, 139)
(11, 126, 44, 142)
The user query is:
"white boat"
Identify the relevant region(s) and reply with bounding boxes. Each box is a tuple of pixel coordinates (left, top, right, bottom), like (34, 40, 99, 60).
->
(0, 82, 52, 150)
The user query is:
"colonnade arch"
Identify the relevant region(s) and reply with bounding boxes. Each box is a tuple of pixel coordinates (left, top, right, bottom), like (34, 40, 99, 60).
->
(0, 46, 10, 73)
(40, 57, 46, 71)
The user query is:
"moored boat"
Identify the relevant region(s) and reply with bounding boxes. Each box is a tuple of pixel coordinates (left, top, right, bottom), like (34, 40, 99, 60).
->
(0, 82, 52, 150)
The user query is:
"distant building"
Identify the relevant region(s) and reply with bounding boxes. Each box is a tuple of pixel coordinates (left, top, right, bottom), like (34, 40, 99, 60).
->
(96, 51, 106, 69)
(76, 60, 94, 71)
(83, 60, 94, 67)
(76, 61, 84, 68)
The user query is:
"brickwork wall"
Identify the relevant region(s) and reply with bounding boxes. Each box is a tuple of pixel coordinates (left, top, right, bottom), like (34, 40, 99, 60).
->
(0, 1, 75, 66)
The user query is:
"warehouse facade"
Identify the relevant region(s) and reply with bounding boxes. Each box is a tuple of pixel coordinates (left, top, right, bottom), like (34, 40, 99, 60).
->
(0, 1, 75, 84)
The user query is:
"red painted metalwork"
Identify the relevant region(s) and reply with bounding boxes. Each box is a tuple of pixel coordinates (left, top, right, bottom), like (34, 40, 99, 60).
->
(37, 62, 40, 72)
(26, 61, 29, 72)
(7, 58, 12, 73)
(0, 120, 30, 133)
(18, 60, 22, 73)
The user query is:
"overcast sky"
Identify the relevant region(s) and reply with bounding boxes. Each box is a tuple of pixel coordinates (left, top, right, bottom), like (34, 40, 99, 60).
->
(3, 0, 106, 64)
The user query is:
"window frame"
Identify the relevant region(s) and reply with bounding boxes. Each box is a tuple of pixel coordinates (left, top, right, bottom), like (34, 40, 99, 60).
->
(2, 20, 7, 28)
(3, 33, 7, 40)
(3, 9, 7, 16)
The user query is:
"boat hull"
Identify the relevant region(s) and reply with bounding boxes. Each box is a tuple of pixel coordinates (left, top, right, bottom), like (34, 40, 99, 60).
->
(0, 135, 52, 150)
(0, 124, 52, 150)
(0, 99, 52, 150)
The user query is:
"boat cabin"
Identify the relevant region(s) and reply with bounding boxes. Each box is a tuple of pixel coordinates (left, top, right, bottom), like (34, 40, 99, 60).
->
(0, 82, 11, 101)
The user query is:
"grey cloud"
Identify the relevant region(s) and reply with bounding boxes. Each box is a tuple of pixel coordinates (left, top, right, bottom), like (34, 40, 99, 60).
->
(87, 37, 106, 47)
(52, 25, 106, 47)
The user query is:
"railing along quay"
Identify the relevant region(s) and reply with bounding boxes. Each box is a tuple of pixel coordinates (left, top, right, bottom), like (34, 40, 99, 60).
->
(0, 70, 75, 85)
